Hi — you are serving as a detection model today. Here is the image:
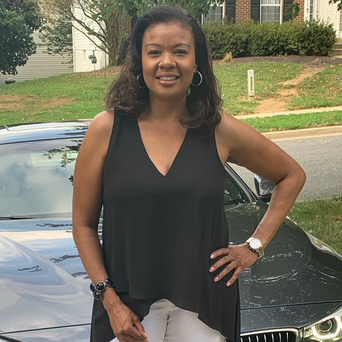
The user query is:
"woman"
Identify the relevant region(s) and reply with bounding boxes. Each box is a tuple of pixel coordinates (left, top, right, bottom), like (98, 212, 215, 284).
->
(72, 5, 306, 342)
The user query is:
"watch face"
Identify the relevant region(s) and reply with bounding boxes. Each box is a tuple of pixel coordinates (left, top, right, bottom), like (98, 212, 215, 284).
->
(250, 239, 262, 250)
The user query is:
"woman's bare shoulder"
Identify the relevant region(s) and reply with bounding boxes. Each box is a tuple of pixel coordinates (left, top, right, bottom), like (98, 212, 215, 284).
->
(216, 112, 245, 140)
(215, 111, 273, 165)
(215, 112, 241, 155)
(89, 110, 115, 137)
(216, 111, 264, 149)
(80, 110, 115, 158)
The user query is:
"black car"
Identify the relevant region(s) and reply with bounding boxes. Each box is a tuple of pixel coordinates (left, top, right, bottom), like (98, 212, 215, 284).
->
(0, 122, 341, 342)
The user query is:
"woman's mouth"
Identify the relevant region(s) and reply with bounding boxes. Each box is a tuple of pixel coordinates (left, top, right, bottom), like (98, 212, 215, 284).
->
(156, 75, 180, 85)
(158, 76, 179, 81)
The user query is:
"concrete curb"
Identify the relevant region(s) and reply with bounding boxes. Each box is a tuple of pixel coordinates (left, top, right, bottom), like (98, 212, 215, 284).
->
(263, 125, 342, 141)
(235, 106, 342, 119)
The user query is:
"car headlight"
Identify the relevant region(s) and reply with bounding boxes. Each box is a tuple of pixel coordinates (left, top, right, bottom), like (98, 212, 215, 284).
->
(304, 305, 342, 341)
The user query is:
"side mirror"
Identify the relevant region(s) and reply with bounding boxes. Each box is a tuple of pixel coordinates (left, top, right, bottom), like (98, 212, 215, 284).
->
(254, 175, 275, 203)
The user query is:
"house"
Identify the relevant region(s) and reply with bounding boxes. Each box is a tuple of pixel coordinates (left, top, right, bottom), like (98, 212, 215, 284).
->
(0, 7, 106, 83)
(0, 31, 73, 84)
(70, 0, 341, 73)
(72, 4, 131, 72)
(202, 0, 342, 38)
(72, 6, 109, 73)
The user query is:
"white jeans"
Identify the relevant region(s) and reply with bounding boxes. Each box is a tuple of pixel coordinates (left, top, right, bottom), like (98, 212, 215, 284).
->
(111, 298, 226, 342)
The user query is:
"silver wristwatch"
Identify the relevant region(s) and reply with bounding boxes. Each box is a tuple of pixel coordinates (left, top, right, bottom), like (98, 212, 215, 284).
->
(246, 237, 264, 258)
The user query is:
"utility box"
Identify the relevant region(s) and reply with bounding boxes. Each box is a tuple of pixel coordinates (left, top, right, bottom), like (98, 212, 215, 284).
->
(247, 69, 255, 100)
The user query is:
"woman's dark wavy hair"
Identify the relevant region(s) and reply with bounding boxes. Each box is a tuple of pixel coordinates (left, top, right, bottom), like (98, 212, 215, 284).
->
(105, 5, 222, 131)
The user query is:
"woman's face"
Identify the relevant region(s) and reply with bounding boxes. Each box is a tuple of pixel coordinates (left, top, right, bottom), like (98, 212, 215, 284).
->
(141, 22, 197, 102)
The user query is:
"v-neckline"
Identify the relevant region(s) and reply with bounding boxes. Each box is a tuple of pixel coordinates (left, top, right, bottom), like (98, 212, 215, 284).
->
(135, 118, 189, 178)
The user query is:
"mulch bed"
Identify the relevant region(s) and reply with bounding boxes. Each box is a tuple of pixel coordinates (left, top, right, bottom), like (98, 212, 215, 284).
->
(216, 55, 342, 68)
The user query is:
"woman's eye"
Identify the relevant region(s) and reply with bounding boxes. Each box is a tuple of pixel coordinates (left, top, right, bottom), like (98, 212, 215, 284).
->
(148, 50, 160, 55)
(175, 50, 188, 55)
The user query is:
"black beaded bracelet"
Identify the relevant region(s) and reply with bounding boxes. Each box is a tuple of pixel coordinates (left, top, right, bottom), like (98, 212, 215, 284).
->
(90, 278, 115, 300)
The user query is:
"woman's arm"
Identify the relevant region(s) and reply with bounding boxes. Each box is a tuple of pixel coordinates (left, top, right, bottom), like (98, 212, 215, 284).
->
(209, 114, 306, 286)
(72, 111, 148, 342)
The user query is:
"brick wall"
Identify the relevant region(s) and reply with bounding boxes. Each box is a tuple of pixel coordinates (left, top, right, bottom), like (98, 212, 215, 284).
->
(294, 0, 305, 21)
(234, 0, 305, 23)
(236, 0, 252, 22)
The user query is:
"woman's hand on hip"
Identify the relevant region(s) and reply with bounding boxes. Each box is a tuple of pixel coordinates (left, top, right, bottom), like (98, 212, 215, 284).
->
(209, 244, 258, 286)
(103, 292, 148, 342)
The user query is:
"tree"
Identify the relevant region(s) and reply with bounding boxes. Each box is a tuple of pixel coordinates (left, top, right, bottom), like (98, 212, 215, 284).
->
(0, 0, 43, 75)
(38, 0, 223, 66)
(38, 0, 130, 66)
(122, 0, 223, 26)
(329, 0, 342, 10)
(39, 15, 73, 64)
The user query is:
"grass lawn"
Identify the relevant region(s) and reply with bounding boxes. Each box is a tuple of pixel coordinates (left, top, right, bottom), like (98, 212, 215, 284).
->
(0, 61, 304, 126)
(289, 197, 342, 255)
(0, 72, 114, 125)
(215, 62, 304, 115)
(242, 110, 342, 132)
(288, 64, 342, 109)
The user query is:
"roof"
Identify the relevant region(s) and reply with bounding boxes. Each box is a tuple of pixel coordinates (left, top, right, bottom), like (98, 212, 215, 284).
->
(0, 121, 90, 144)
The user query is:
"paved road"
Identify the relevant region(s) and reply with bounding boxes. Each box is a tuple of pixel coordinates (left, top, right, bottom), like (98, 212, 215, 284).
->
(230, 134, 342, 201)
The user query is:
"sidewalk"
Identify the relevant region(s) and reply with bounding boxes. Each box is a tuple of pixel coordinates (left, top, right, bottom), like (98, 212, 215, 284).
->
(263, 125, 342, 141)
(234, 106, 342, 141)
(235, 105, 342, 119)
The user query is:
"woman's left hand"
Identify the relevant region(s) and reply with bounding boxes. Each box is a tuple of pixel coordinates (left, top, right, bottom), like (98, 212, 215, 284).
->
(209, 243, 258, 286)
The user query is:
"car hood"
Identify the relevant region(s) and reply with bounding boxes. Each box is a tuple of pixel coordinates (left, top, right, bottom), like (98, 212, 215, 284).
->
(241, 301, 342, 333)
(226, 202, 342, 309)
(0, 324, 90, 342)
(1, 211, 342, 335)
(0, 219, 90, 287)
(0, 229, 93, 334)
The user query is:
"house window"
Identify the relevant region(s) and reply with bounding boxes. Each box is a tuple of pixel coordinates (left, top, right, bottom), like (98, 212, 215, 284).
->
(202, 4, 225, 24)
(309, 0, 315, 20)
(260, 0, 281, 23)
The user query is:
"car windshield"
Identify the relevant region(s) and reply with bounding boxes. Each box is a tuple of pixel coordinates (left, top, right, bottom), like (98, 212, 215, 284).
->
(0, 139, 81, 217)
(224, 173, 249, 206)
(0, 137, 250, 217)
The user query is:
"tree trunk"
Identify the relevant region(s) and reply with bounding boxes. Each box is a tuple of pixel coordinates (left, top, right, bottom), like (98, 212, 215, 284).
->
(130, 15, 137, 31)
(107, 44, 118, 66)
(104, 10, 121, 66)
(106, 9, 131, 66)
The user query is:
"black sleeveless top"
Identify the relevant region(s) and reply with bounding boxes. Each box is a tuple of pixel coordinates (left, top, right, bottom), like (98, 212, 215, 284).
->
(90, 110, 240, 342)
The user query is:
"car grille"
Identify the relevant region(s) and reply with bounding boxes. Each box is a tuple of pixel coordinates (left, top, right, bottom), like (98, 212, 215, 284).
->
(240, 330, 299, 342)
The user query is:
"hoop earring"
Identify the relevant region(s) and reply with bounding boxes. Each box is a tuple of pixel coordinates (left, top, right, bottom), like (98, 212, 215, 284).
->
(191, 71, 203, 87)
(136, 74, 147, 89)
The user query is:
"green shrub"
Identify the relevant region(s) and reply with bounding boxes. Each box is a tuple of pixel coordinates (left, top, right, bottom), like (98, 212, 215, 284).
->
(203, 20, 336, 59)
(291, 20, 337, 55)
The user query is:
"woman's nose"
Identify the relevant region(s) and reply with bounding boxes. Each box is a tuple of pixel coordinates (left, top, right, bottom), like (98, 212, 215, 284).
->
(159, 53, 175, 68)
